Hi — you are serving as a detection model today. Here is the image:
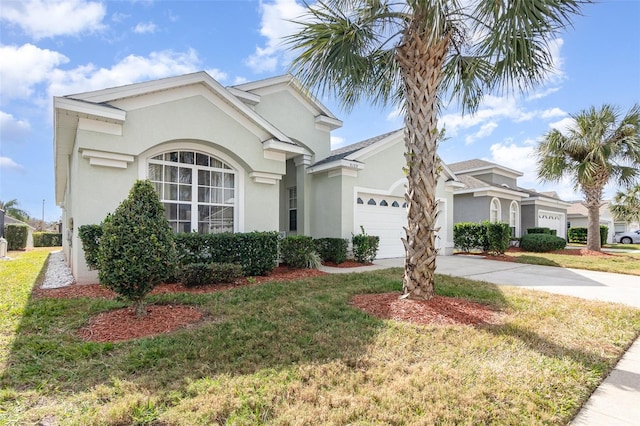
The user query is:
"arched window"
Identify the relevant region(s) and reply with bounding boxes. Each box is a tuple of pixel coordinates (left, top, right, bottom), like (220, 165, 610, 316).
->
(367, 198, 377, 205)
(391, 201, 400, 207)
(509, 201, 519, 237)
(490, 198, 501, 222)
(402, 202, 408, 208)
(148, 150, 236, 233)
(380, 200, 388, 206)
(357, 197, 364, 204)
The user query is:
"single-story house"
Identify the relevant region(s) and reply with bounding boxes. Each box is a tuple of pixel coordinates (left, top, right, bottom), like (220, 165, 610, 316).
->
(567, 201, 640, 243)
(448, 159, 570, 238)
(54, 72, 458, 283)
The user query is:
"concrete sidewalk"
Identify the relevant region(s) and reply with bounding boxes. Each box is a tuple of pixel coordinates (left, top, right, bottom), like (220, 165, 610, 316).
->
(321, 255, 640, 425)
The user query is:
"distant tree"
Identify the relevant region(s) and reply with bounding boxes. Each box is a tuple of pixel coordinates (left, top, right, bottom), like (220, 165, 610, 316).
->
(610, 184, 640, 225)
(287, 0, 587, 300)
(0, 199, 29, 222)
(537, 104, 640, 251)
(97, 180, 177, 317)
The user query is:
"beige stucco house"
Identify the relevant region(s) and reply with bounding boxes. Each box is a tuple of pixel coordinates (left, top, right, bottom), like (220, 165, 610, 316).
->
(54, 72, 458, 283)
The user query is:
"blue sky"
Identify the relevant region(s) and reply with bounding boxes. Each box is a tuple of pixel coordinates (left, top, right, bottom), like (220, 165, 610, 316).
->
(1, 0, 639, 222)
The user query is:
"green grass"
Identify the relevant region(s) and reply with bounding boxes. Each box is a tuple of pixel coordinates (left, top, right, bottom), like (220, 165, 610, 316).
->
(2, 250, 640, 425)
(505, 251, 640, 275)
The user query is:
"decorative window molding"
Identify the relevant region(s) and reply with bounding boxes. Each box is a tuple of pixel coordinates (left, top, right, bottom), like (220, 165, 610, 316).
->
(81, 149, 134, 169)
(509, 201, 519, 237)
(249, 171, 282, 185)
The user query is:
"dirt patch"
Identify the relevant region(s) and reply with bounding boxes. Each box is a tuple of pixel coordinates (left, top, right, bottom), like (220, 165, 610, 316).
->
(350, 293, 500, 326)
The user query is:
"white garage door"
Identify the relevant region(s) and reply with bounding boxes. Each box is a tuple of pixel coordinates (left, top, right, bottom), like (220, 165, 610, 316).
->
(355, 194, 443, 259)
(538, 210, 565, 238)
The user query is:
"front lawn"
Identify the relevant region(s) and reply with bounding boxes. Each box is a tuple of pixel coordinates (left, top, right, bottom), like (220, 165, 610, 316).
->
(502, 250, 640, 275)
(2, 249, 640, 425)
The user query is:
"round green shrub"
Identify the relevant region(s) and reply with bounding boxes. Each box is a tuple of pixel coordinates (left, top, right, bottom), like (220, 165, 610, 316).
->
(520, 233, 567, 253)
(97, 180, 177, 317)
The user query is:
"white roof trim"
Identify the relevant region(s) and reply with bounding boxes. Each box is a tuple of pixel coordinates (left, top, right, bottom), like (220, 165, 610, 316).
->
(456, 186, 530, 199)
(54, 97, 126, 122)
(315, 115, 343, 130)
(307, 159, 365, 174)
(263, 139, 308, 155)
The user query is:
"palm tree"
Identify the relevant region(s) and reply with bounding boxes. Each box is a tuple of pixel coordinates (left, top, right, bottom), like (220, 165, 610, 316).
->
(610, 184, 640, 226)
(0, 199, 29, 222)
(537, 104, 640, 251)
(287, 0, 586, 300)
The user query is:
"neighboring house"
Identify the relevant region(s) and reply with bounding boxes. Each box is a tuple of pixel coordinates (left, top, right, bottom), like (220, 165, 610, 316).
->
(448, 159, 570, 238)
(566, 201, 640, 243)
(3, 215, 36, 248)
(54, 72, 458, 283)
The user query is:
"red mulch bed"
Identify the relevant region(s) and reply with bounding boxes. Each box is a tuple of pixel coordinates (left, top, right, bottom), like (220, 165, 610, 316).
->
(350, 293, 500, 326)
(36, 265, 499, 343)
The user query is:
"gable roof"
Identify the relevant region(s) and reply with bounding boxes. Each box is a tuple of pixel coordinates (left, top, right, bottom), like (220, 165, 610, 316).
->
(231, 74, 342, 130)
(448, 158, 523, 178)
(308, 129, 459, 183)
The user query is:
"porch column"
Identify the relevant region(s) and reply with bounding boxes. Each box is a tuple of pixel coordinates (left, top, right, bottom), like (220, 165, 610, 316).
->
(295, 154, 312, 235)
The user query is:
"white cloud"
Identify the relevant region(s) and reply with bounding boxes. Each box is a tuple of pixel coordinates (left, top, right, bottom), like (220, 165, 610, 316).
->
(541, 107, 567, 119)
(465, 122, 498, 145)
(233, 76, 249, 85)
(0, 111, 31, 142)
(0, 44, 69, 100)
(0, 156, 25, 172)
(527, 86, 561, 101)
(549, 117, 574, 134)
(47, 49, 202, 96)
(245, 0, 308, 73)
(0, 0, 107, 39)
(204, 68, 228, 83)
(489, 141, 537, 182)
(133, 22, 158, 34)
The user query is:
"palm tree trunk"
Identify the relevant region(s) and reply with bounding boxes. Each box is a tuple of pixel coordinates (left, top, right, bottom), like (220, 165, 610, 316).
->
(396, 24, 450, 300)
(583, 186, 603, 251)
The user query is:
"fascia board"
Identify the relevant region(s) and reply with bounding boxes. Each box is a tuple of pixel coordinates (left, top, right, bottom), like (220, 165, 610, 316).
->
(458, 165, 523, 179)
(54, 97, 126, 122)
(346, 129, 404, 162)
(455, 186, 530, 199)
(307, 159, 365, 174)
(226, 87, 261, 106)
(263, 139, 308, 155)
(521, 198, 572, 208)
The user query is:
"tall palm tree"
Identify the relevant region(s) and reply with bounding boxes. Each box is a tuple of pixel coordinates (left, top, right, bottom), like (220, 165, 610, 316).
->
(287, 0, 586, 300)
(609, 184, 640, 227)
(0, 199, 29, 222)
(537, 104, 640, 251)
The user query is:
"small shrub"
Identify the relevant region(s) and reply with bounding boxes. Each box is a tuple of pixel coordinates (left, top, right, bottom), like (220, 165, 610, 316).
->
(4, 224, 28, 250)
(599, 225, 608, 246)
(486, 222, 511, 255)
(78, 224, 104, 270)
(33, 232, 62, 247)
(180, 263, 211, 287)
(568, 226, 609, 246)
(180, 262, 243, 287)
(520, 233, 567, 252)
(98, 180, 177, 317)
(352, 227, 379, 263)
(527, 227, 552, 235)
(314, 238, 348, 264)
(280, 235, 317, 269)
(304, 251, 323, 270)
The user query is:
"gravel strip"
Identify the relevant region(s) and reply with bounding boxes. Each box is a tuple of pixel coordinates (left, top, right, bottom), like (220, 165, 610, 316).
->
(41, 250, 75, 289)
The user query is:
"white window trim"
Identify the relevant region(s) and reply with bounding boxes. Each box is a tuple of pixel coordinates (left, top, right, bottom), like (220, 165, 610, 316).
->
(509, 201, 520, 237)
(138, 141, 245, 232)
(490, 197, 502, 222)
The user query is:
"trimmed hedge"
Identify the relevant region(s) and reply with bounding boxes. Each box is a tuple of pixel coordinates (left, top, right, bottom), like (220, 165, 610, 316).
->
(567, 226, 608, 246)
(33, 232, 62, 247)
(352, 227, 379, 263)
(520, 233, 567, 252)
(314, 237, 348, 264)
(485, 222, 511, 255)
(4, 224, 28, 250)
(180, 262, 243, 287)
(78, 224, 103, 270)
(526, 227, 556, 236)
(174, 231, 278, 276)
(280, 235, 318, 269)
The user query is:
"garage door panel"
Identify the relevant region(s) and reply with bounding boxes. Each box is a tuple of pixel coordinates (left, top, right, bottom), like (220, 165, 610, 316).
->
(355, 193, 444, 259)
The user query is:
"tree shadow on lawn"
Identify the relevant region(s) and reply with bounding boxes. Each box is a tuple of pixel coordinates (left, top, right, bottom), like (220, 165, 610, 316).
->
(1, 268, 619, 397)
